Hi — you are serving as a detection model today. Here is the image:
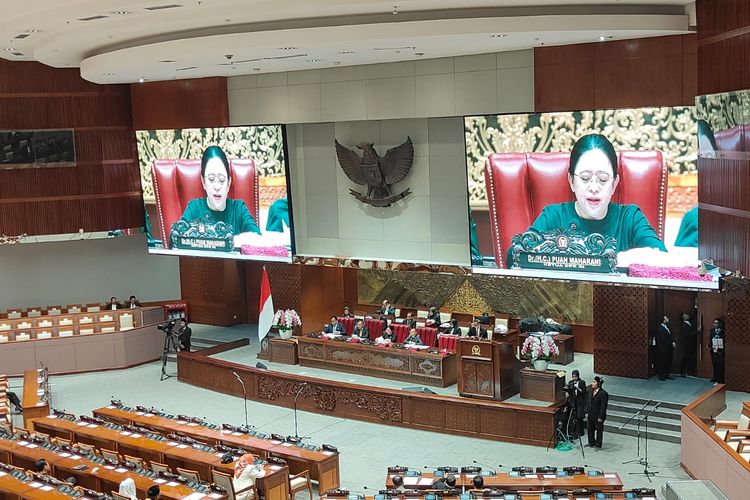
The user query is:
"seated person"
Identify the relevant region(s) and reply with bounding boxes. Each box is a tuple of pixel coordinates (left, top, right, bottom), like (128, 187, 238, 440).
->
(507, 134, 666, 266)
(404, 312, 418, 329)
(426, 306, 441, 325)
(127, 295, 140, 308)
(233, 454, 265, 500)
(404, 328, 423, 345)
(177, 145, 261, 242)
(377, 326, 397, 343)
(342, 306, 355, 318)
(108, 296, 121, 310)
(467, 320, 488, 339)
(265, 197, 289, 232)
(444, 318, 462, 336)
(35, 459, 51, 476)
(1, 388, 22, 413)
(475, 312, 492, 325)
(323, 316, 345, 334)
(118, 478, 138, 500)
(147, 485, 161, 500)
(378, 300, 395, 316)
(352, 319, 370, 339)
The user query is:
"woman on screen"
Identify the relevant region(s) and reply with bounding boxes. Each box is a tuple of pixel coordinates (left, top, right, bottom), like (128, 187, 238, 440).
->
(516, 134, 666, 255)
(179, 145, 261, 236)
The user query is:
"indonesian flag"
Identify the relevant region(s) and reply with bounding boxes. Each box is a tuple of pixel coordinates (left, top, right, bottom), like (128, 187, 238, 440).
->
(258, 267, 274, 342)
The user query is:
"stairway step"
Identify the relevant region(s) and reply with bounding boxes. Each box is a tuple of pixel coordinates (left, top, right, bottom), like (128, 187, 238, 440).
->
(606, 411, 681, 433)
(607, 402, 681, 421)
(604, 423, 681, 444)
(609, 393, 685, 411)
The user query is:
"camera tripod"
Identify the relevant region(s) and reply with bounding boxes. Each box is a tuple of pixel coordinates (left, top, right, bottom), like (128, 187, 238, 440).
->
(160, 330, 179, 381)
(547, 404, 585, 459)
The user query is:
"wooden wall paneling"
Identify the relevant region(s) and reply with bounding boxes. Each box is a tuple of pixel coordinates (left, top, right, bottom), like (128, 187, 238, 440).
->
(179, 257, 246, 326)
(300, 266, 344, 332)
(342, 268, 358, 307)
(130, 77, 229, 130)
(593, 285, 650, 378)
(722, 278, 750, 392)
(0, 60, 142, 236)
(697, 0, 750, 95)
(534, 43, 596, 112)
(536, 34, 696, 112)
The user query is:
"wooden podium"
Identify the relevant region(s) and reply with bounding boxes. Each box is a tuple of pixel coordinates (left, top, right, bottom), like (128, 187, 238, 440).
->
(457, 337, 526, 401)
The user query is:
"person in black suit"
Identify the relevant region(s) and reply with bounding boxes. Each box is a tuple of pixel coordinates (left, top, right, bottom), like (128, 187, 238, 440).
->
(1, 388, 22, 413)
(404, 312, 418, 329)
(467, 320, 488, 339)
(426, 307, 441, 324)
(655, 315, 676, 380)
(445, 318, 461, 336)
(342, 306, 355, 318)
(324, 316, 345, 334)
(178, 319, 192, 351)
(352, 319, 370, 339)
(379, 326, 396, 342)
(708, 318, 726, 385)
(108, 297, 121, 310)
(679, 312, 699, 377)
(567, 370, 587, 438)
(127, 295, 140, 309)
(585, 376, 608, 448)
(404, 327, 422, 345)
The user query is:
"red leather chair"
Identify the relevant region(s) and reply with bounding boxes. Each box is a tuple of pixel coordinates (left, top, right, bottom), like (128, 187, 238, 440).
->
(714, 125, 746, 152)
(417, 326, 438, 347)
(337, 317, 355, 336)
(483, 151, 667, 268)
(152, 159, 260, 248)
(391, 323, 410, 343)
(364, 318, 384, 339)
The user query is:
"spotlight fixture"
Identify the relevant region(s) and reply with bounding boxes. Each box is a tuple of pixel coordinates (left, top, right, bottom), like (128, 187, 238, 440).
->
(393, 4, 398, 15)
(599, 36, 606, 41)
(338, 50, 355, 55)
(491, 34, 507, 38)
(252, 67, 261, 72)
(4, 47, 14, 51)
(138, 77, 146, 83)
(414, 52, 424, 57)
(110, 10, 132, 15)
(278, 47, 298, 51)
(306, 58, 321, 63)
(25, 29, 39, 33)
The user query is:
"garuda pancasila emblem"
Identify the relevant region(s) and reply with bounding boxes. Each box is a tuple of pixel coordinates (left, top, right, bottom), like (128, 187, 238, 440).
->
(335, 136, 414, 207)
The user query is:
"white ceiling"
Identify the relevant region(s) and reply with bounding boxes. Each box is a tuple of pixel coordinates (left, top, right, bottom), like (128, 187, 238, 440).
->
(0, 1, 695, 84)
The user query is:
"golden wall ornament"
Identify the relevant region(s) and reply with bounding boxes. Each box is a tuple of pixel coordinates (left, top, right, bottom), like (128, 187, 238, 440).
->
(465, 107, 697, 207)
(136, 126, 286, 202)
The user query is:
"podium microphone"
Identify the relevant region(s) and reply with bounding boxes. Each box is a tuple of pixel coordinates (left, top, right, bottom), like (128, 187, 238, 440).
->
(232, 371, 249, 429)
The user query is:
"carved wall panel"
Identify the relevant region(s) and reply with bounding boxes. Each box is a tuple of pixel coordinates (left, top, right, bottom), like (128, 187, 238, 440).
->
(357, 270, 593, 324)
(479, 407, 516, 438)
(410, 400, 445, 430)
(593, 285, 650, 378)
(445, 403, 478, 433)
(723, 278, 750, 392)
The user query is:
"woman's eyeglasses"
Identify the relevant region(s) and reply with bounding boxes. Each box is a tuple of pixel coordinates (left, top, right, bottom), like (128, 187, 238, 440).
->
(205, 174, 227, 185)
(574, 171, 612, 187)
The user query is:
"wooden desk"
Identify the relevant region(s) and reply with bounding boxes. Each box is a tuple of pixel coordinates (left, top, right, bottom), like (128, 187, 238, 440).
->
(0, 472, 75, 500)
(518, 333, 574, 365)
(297, 335, 456, 387)
(269, 339, 299, 365)
(22, 370, 50, 431)
(30, 417, 289, 500)
(519, 368, 565, 403)
(324, 495, 640, 500)
(384, 471, 623, 490)
(92, 405, 341, 493)
(0, 436, 224, 499)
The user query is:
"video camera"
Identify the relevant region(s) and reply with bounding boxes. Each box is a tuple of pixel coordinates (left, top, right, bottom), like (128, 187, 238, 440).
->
(158, 320, 176, 334)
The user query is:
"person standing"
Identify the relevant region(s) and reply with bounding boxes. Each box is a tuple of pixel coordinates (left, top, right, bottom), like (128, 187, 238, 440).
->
(708, 318, 726, 386)
(655, 316, 676, 380)
(585, 376, 608, 449)
(177, 319, 192, 352)
(679, 312, 699, 377)
(568, 370, 587, 438)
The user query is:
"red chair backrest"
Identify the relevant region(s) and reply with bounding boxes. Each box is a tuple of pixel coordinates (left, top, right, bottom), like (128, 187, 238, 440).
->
(364, 319, 384, 338)
(152, 159, 259, 248)
(391, 323, 410, 343)
(714, 125, 745, 152)
(337, 317, 355, 336)
(484, 150, 667, 268)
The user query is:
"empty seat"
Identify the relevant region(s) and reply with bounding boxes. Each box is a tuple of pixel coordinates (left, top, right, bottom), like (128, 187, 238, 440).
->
(26, 309, 42, 318)
(67, 306, 82, 314)
(15, 332, 30, 341)
(99, 314, 114, 322)
(18, 321, 32, 329)
(58, 329, 74, 338)
(7, 311, 22, 319)
(86, 304, 102, 312)
(0, 323, 11, 331)
(439, 312, 452, 324)
(120, 313, 135, 331)
(37, 319, 53, 328)
(79, 328, 95, 336)
(101, 326, 116, 334)
(176, 467, 201, 482)
(100, 448, 121, 463)
(416, 310, 428, 319)
(79, 316, 94, 324)
(0, 335, 8, 343)
(150, 461, 171, 474)
(36, 331, 52, 340)
(47, 307, 62, 316)
(58, 318, 74, 326)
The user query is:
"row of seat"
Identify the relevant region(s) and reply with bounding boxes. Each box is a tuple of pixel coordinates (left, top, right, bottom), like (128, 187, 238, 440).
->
(2, 304, 140, 320)
(0, 375, 10, 426)
(713, 401, 750, 459)
(0, 313, 136, 344)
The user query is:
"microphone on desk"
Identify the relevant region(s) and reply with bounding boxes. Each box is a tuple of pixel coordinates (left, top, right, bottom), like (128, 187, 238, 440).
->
(232, 371, 249, 429)
(583, 464, 604, 476)
(472, 460, 497, 473)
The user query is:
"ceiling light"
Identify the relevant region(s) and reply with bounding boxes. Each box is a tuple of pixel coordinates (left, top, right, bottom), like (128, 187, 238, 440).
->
(252, 67, 261, 72)
(306, 59, 321, 63)
(158, 60, 176, 63)
(5, 47, 14, 51)
(414, 52, 424, 57)
(103, 72, 115, 76)
(25, 29, 39, 33)
(338, 50, 355, 55)
(110, 10, 132, 15)
(599, 36, 606, 41)
(138, 77, 146, 83)
(491, 34, 507, 38)
(278, 47, 297, 51)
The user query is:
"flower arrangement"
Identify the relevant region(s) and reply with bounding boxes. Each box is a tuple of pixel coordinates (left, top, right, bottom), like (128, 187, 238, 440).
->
(272, 309, 302, 331)
(521, 335, 559, 361)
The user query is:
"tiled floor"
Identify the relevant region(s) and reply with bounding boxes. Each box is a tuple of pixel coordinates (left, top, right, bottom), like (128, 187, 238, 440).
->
(5, 322, 747, 498)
